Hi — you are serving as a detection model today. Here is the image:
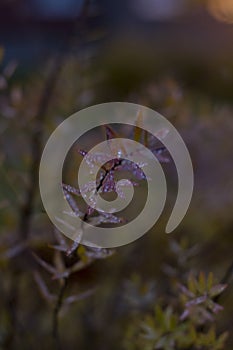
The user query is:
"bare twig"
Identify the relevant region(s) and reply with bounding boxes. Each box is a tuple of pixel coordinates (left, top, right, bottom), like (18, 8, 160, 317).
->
(52, 278, 68, 350)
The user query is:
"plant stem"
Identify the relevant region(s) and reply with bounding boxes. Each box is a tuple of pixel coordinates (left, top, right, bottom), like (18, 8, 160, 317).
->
(52, 278, 68, 350)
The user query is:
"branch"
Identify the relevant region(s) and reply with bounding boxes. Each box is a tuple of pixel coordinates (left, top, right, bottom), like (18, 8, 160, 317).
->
(52, 278, 68, 349)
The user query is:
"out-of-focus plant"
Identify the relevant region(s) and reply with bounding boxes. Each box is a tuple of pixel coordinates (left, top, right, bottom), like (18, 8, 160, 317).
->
(123, 239, 228, 350)
(31, 116, 170, 346)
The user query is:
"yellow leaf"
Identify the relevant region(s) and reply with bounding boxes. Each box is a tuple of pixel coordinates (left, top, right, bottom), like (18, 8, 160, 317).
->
(134, 109, 144, 142)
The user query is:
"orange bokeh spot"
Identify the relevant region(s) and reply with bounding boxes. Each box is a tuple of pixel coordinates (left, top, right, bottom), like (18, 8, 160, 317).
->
(208, 0, 233, 24)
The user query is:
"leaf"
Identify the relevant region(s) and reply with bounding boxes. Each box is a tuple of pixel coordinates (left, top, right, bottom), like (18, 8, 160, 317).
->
(66, 239, 81, 256)
(84, 152, 111, 169)
(54, 229, 67, 248)
(155, 336, 169, 349)
(80, 181, 96, 194)
(207, 272, 214, 291)
(209, 284, 227, 298)
(207, 300, 224, 314)
(141, 323, 158, 340)
(33, 271, 56, 302)
(2, 241, 28, 259)
(88, 213, 124, 226)
(87, 205, 95, 216)
(64, 288, 96, 304)
(85, 247, 115, 259)
(180, 309, 190, 321)
(155, 305, 164, 324)
(49, 229, 68, 252)
(63, 189, 83, 216)
(169, 240, 182, 255)
(207, 326, 216, 343)
(62, 183, 80, 196)
(185, 295, 207, 307)
(77, 245, 88, 262)
(178, 283, 195, 298)
(143, 129, 149, 147)
(105, 129, 127, 156)
(216, 332, 229, 349)
(69, 259, 92, 274)
(52, 270, 70, 280)
(101, 170, 116, 193)
(104, 124, 119, 140)
(134, 109, 144, 142)
(55, 216, 76, 232)
(99, 212, 125, 224)
(120, 160, 146, 180)
(115, 179, 133, 199)
(164, 307, 174, 330)
(53, 251, 66, 275)
(49, 244, 67, 253)
(198, 271, 206, 293)
(188, 274, 197, 294)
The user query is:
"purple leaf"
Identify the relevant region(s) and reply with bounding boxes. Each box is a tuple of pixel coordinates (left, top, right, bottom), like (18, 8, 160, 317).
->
(63, 189, 83, 216)
(62, 183, 80, 196)
(104, 124, 119, 140)
(66, 240, 80, 257)
(85, 247, 115, 259)
(101, 170, 116, 193)
(119, 160, 146, 180)
(33, 271, 56, 302)
(185, 295, 207, 307)
(64, 288, 96, 304)
(209, 284, 227, 298)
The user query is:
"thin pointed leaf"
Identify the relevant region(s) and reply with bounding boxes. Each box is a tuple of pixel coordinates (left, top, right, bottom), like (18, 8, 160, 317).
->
(32, 252, 57, 275)
(210, 284, 227, 298)
(62, 183, 80, 196)
(33, 271, 56, 302)
(134, 109, 144, 141)
(64, 288, 96, 304)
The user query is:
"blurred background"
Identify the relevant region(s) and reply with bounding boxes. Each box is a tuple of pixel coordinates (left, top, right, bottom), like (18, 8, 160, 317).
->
(0, 0, 233, 349)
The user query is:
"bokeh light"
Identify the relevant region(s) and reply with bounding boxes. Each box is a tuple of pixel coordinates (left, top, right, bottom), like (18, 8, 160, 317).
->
(129, 0, 185, 21)
(208, 0, 233, 24)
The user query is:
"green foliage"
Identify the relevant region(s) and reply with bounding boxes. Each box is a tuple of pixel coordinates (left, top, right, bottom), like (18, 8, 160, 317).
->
(124, 272, 228, 350)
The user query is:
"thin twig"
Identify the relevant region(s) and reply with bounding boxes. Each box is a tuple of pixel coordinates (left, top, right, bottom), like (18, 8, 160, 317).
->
(52, 278, 68, 349)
